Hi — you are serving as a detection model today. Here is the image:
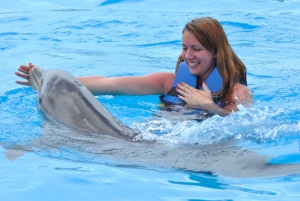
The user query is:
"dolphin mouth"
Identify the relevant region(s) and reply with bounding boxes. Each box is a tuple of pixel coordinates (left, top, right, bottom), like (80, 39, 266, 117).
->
(29, 67, 45, 92)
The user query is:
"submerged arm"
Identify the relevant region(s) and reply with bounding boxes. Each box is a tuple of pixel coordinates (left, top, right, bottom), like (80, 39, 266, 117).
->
(222, 83, 253, 113)
(176, 82, 253, 116)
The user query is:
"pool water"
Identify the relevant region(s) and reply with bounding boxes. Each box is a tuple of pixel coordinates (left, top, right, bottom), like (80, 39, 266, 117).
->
(1, 0, 300, 200)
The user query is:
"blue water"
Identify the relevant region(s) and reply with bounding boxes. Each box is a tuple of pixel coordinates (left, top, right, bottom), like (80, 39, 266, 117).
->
(1, 0, 300, 200)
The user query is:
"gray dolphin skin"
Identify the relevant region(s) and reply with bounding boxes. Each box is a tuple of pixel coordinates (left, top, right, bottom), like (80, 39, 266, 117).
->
(28, 66, 139, 140)
(26, 66, 300, 178)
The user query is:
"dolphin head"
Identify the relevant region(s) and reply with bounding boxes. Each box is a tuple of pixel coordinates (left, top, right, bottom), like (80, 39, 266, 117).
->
(29, 67, 45, 92)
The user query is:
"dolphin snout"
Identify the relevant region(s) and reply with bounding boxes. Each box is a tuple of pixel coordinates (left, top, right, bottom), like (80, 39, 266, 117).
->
(29, 67, 45, 92)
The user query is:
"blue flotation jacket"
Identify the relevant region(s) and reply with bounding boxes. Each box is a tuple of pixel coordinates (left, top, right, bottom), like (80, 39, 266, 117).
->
(161, 61, 223, 105)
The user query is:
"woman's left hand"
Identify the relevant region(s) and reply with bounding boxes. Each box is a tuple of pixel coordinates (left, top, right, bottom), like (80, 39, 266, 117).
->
(15, 63, 35, 86)
(176, 82, 214, 108)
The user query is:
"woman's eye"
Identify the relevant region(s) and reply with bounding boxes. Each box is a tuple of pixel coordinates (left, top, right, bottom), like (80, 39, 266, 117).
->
(194, 48, 201, 51)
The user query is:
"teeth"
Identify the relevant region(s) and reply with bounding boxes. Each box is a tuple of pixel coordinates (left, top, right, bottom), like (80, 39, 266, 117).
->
(188, 62, 199, 66)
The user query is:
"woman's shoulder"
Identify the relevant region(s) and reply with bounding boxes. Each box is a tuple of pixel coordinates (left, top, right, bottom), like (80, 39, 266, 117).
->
(232, 82, 251, 93)
(231, 83, 253, 107)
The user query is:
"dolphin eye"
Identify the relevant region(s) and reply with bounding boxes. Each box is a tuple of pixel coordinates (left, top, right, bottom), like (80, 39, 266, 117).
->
(39, 98, 42, 105)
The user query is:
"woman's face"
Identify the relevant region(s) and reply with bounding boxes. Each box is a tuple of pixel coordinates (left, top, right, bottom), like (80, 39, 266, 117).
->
(181, 30, 216, 79)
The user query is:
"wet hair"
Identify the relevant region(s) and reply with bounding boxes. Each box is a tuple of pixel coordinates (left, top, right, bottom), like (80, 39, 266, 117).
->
(176, 17, 247, 104)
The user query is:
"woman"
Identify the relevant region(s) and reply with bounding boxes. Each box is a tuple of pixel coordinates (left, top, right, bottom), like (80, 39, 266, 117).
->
(15, 17, 252, 117)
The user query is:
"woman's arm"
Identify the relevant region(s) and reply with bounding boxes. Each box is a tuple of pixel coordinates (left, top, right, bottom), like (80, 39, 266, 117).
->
(222, 83, 253, 112)
(78, 72, 175, 96)
(15, 63, 175, 96)
(176, 82, 253, 116)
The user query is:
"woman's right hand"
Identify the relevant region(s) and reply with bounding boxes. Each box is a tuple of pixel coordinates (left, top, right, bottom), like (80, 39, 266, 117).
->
(15, 63, 35, 86)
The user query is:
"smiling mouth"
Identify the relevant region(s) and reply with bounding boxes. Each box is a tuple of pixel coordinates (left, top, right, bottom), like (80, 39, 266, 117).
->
(188, 62, 200, 67)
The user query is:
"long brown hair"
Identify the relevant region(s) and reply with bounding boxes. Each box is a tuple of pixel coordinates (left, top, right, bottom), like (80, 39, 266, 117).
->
(176, 17, 247, 104)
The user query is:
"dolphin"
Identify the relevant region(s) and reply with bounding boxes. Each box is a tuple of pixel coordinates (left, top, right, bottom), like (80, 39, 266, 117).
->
(28, 66, 139, 140)
(25, 67, 300, 178)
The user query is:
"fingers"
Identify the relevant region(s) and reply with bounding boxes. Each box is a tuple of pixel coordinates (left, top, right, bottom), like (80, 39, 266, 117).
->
(176, 88, 187, 98)
(202, 82, 211, 92)
(176, 82, 189, 96)
(15, 71, 29, 80)
(177, 82, 211, 95)
(176, 82, 194, 104)
(176, 82, 192, 93)
(18, 63, 34, 74)
(18, 67, 29, 74)
(15, 72, 30, 86)
(29, 63, 35, 68)
(178, 82, 192, 89)
(15, 63, 34, 86)
(15, 80, 30, 86)
(177, 94, 187, 104)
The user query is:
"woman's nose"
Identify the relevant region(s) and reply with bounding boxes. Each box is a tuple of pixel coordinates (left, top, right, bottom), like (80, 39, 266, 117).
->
(185, 48, 194, 59)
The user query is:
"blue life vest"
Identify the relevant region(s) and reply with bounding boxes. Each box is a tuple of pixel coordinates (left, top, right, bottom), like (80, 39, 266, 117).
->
(162, 61, 223, 105)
